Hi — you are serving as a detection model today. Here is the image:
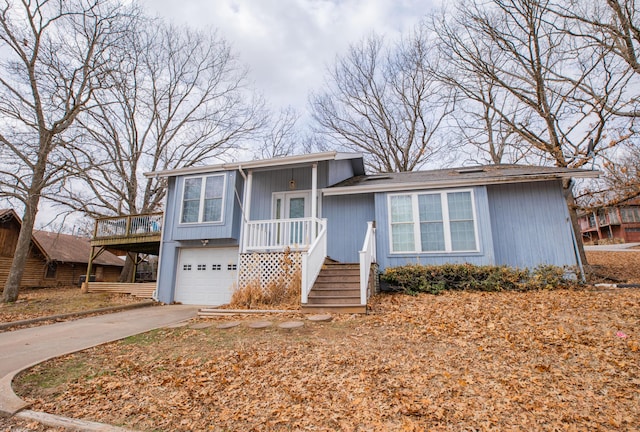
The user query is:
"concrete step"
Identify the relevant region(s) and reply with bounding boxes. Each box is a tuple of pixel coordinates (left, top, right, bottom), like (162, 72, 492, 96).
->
(301, 304, 367, 314)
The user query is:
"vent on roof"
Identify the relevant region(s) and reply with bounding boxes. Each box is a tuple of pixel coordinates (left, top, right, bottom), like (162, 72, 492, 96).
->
(457, 167, 485, 174)
(365, 175, 392, 181)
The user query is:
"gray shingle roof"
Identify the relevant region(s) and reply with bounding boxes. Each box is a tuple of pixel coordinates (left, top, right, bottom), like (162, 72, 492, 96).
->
(325, 164, 598, 194)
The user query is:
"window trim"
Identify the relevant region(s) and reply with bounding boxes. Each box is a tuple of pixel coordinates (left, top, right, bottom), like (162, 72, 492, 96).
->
(387, 188, 480, 254)
(179, 174, 226, 225)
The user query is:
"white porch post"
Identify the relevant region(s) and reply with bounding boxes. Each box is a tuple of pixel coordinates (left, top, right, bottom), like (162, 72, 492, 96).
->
(241, 170, 253, 253)
(311, 163, 317, 218)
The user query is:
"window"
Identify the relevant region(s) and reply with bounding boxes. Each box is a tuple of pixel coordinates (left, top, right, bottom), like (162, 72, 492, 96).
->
(621, 207, 640, 223)
(181, 175, 225, 223)
(389, 190, 478, 253)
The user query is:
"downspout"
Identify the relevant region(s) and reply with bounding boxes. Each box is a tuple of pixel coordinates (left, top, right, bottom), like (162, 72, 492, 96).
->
(153, 173, 166, 302)
(237, 166, 252, 253)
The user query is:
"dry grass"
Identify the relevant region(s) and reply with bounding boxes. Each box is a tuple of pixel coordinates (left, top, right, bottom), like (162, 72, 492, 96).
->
(586, 250, 640, 283)
(229, 272, 301, 309)
(0, 286, 147, 325)
(14, 287, 640, 431)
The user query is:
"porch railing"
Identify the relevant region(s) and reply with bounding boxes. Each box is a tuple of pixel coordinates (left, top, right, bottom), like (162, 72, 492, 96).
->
(301, 219, 328, 304)
(243, 217, 324, 252)
(359, 221, 376, 306)
(94, 212, 163, 239)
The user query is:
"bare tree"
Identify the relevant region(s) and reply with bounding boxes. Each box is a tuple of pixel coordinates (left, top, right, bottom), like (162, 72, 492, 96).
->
(0, 0, 137, 302)
(310, 31, 454, 173)
(55, 21, 266, 220)
(449, 76, 532, 164)
(551, 0, 640, 117)
(255, 106, 300, 159)
(429, 0, 634, 263)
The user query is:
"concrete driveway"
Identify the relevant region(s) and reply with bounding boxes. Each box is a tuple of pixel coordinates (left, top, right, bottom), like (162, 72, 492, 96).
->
(584, 242, 640, 252)
(0, 305, 199, 416)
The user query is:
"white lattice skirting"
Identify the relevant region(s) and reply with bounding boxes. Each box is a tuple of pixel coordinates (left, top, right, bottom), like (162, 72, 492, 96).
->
(238, 252, 302, 290)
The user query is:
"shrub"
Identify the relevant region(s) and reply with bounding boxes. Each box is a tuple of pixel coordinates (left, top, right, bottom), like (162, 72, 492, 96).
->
(380, 263, 580, 295)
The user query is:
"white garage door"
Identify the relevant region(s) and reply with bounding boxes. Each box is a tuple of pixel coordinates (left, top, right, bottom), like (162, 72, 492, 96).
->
(175, 247, 238, 305)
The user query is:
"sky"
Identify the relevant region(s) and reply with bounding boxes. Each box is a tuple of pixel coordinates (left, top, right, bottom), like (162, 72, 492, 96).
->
(142, 0, 439, 115)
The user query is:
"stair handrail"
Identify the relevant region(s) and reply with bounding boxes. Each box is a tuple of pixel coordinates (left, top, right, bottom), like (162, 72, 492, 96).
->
(359, 221, 376, 306)
(301, 218, 327, 304)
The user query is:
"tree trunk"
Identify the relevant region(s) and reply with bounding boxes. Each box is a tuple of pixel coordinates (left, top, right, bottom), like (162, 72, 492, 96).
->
(562, 179, 588, 267)
(2, 195, 41, 302)
(119, 255, 135, 283)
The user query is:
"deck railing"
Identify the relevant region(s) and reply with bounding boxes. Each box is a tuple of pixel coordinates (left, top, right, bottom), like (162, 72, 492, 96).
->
(301, 219, 327, 304)
(359, 221, 376, 306)
(243, 217, 324, 252)
(94, 213, 163, 239)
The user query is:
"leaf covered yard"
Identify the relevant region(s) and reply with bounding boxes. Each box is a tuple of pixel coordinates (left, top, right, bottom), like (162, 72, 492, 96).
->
(14, 287, 640, 431)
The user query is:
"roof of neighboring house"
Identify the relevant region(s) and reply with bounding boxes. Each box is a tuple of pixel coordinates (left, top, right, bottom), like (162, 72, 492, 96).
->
(2, 209, 123, 267)
(144, 151, 365, 178)
(0, 208, 49, 257)
(33, 230, 124, 267)
(323, 164, 600, 195)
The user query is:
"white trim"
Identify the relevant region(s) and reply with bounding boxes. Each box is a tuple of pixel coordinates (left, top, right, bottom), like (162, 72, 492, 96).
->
(387, 188, 479, 254)
(322, 172, 600, 196)
(145, 151, 363, 178)
(179, 173, 227, 225)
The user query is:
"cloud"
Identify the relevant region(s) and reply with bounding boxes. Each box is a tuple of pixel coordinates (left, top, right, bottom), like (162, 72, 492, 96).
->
(143, 0, 437, 111)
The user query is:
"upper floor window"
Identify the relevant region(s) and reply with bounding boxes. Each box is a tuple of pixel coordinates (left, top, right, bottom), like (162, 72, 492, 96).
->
(181, 174, 225, 224)
(388, 190, 478, 253)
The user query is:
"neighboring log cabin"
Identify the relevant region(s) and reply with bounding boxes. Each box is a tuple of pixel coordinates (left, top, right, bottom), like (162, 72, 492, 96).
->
(0, 209, 124, 288)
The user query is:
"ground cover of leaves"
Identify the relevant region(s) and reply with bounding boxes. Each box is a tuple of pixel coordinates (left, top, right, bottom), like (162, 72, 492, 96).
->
(586, 251, 640, 283)
(0, 286, 147, 325)
(15, 287, 640, 431)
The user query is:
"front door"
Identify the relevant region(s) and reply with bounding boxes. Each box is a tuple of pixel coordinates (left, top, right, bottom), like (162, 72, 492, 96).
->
(273, 191, 311, 245)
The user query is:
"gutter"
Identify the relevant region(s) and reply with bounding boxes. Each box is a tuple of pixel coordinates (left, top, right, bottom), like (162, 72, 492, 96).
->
(322, 172, 601, 196)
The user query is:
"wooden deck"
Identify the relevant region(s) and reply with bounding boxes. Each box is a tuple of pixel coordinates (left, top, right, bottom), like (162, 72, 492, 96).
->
(90, 213, 163, 255)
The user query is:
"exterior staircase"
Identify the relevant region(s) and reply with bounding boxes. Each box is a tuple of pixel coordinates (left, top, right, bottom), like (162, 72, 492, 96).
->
(301, 261, 367, 314)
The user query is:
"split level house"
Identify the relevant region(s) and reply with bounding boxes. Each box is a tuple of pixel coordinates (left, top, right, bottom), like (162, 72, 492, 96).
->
(143, 152, 597, 313)
(0, 209, 124, 288)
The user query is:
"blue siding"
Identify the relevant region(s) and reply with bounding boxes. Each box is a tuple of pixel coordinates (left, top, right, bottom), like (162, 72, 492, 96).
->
(375, 186, 495, 271)
(487, 181, 577, 268)
(327, 159, 355, 186)
(170, 171, 241, 241)
(248, 162, 331, 220)
(324, 194, 375, 263)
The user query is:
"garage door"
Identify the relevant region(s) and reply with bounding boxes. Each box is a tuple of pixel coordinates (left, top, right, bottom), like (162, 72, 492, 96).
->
(175, 247, 238, 305)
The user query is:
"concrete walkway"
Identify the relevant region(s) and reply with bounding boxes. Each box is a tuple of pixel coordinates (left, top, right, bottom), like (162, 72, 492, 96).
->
(584, 242, 640, 252)
(0, 305, 199, 416)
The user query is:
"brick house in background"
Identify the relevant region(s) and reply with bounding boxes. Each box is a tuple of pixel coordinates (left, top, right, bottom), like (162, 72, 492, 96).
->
(578, 198, 640, 243)
(0, 209, 124, 288)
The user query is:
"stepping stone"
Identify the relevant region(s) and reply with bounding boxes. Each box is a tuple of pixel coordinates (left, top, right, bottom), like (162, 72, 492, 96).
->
(278, 321, 304, 330)
(216, 321, 241, 329)
(165, 321, 189, 328)
(189, 322, 213, 329)
(307, 314, 333, 322)
(247, 320, 273, 329)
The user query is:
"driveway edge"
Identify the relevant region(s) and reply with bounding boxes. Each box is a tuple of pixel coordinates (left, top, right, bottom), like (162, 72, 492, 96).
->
(0, 300, 157, 331)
